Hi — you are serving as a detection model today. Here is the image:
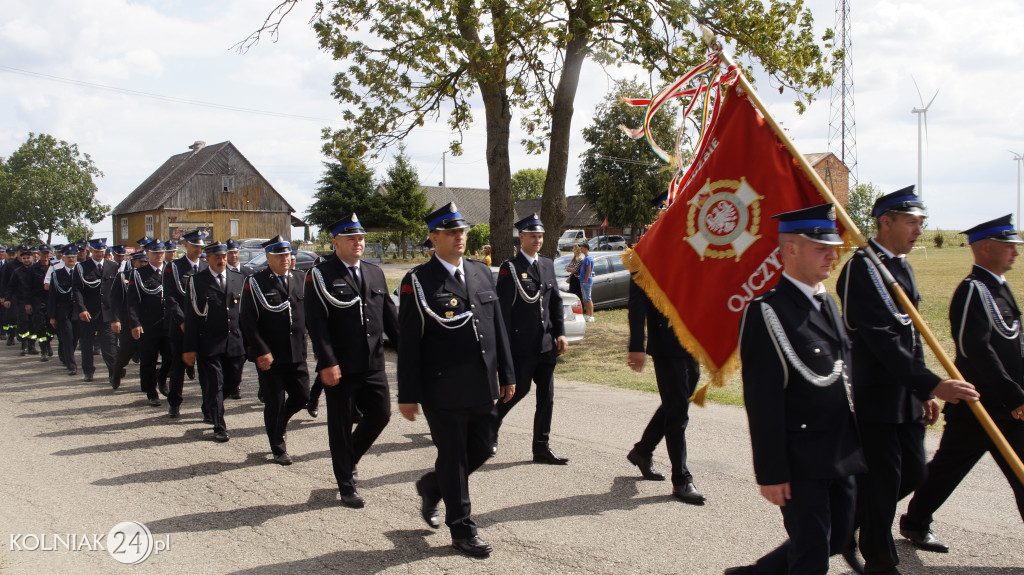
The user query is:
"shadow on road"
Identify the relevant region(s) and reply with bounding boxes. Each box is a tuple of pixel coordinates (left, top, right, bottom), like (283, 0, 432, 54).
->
(226, 529, 458, 574)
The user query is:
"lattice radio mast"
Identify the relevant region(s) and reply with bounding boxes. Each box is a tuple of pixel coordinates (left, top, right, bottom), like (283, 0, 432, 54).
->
(827, 0, 858, 189)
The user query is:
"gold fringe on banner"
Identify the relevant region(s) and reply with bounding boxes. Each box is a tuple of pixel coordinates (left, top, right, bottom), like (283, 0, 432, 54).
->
(620, 248, 739, 407)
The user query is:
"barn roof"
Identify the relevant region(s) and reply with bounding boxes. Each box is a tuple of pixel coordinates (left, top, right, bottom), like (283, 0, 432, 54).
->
(112, 141, 293, 215)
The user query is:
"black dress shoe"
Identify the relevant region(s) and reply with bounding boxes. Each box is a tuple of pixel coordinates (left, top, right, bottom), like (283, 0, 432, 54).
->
(842, 546, 865, 574)
(451, 536, 492, 557)
(532, 447, 569, 465)
(186, 365, 195, 380)
(307, 405, 319, 418)
(168, 406, 180, 419)
(672, 482, 707, 505)
(213, 430, 230, 443)
(148, 397, 162, 407)
(340, 491, 365, 509)
(272, 452, 293, 465)
(229, 391, 242, 400)
(415, 478, 441, 529)
(83, 373, 94, 382)
(899, 517, 949, 553)
(723, 567, 752, 575)
(39, 353, 48, 362)
(490, 442, 498, 457)
(627, 449, 665, 481)
(68, 368, 77, 377)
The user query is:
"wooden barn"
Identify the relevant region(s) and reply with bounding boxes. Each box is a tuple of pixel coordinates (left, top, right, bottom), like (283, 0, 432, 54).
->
(112, 140, 296, 245)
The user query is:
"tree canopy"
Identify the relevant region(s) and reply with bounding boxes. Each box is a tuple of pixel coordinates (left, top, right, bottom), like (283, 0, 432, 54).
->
(0, 133, 107, 244)
(846, 182, 882, 236)
(305, 159, 379, 231)
(511, 168, 547, 204)
(578, 78, 678, 242)
(379, 145, 428, 256)
(245, 0, 836, 260)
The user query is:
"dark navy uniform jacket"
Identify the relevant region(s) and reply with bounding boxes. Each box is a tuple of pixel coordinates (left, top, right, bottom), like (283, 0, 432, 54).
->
(127, 265, 166, 331)
(740, 275, 866, 485)
(946, 265, 1024, 422)
(47, 267, 76, 321)
(100, 261, 123, 323)
(72, 258, 119, 319)
(305, 253, 397, 374)
(628, 277, 698, 360)
(183, 268, 245, 358)
(495, 252, 564, 356)
(163, 256, 207, 334)
(837, 239, 941, 424)
(397, 255, 515, 409)
(242, 267, 308, 365)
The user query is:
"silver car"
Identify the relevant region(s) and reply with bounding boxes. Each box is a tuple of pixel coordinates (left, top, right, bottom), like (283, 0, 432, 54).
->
(554, 252, 631, 310)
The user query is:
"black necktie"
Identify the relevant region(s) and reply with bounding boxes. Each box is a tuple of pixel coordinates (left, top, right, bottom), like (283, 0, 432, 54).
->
(279, 273, 289, 292)
(454, 268, 463, 285)
(217, 273, 225, 290)
(348, 265, 361, 292)
(814, 293, 835, 330)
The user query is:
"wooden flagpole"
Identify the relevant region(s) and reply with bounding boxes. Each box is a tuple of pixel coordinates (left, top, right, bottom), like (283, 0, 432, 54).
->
(702, 29, 1024, 484)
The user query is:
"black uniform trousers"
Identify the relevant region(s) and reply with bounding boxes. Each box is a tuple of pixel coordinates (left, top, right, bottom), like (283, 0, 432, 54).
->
(749, 475, 857, 575)
(261, 361, 310, 457)
(634, 356, 699, 486)
(905, 417, 1024, 527)
(419, 401, 496, 539)
(198, 353, 244, 434)
(79, 316, 115, 377)
(55, 317, 77, 369)
(496, 350, 556, 448)
(167, 331, 187, 409)
(324, 369, 390, 495)
(856, 420, 927, 574)
(30, 306, 53, 344)
(138, 330, 171, 400)
(113, 328, 137, 373)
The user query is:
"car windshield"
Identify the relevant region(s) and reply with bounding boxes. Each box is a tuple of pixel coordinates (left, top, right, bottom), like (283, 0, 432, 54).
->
(248, 253, 267, 267)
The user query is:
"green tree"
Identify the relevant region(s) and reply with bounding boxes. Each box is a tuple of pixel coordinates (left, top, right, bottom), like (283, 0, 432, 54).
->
(379, 145, 429, 257)
(846, 182, 882, 236)
(467, 224, 491, 255)
(243, 0, 836, 261)
(306, 160, 381, 232)
(578, 78, 678, 243)
(511, 168, 546, 203)
(1, 133, 107, 244)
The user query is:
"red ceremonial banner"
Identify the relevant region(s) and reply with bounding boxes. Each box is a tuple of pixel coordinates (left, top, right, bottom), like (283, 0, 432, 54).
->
(624, 82, 832, 386)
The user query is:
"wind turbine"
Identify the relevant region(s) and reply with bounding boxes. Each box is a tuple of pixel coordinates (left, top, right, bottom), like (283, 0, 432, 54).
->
(1012, 150, 1023, 227)
(911, 77, 938, 200)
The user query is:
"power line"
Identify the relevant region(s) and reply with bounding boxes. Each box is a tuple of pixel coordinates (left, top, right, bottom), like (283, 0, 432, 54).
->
(0, 64, 338, 123)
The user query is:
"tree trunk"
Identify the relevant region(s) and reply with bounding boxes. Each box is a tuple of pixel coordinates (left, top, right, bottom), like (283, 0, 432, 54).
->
(481, 84, 515, 263)
(540, 31, 589, 259)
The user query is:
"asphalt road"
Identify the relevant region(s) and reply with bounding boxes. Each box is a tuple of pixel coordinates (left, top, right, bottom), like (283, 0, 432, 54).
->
(1, 338, 1022, 574)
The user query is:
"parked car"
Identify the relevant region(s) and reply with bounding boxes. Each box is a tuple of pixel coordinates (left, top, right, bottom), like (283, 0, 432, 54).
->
(244, 249, 320, 273)
(586, 234, 627, 251)
(554, 252, 631, 310)
(557, 229, 586, 252)
(386, 265, 586, 344)
(239, 238, 270, 248)
(237, 247, 263, 265)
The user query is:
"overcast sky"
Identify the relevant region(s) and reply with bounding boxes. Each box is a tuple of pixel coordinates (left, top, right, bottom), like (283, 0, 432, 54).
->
(1, 0, 1022, 242)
